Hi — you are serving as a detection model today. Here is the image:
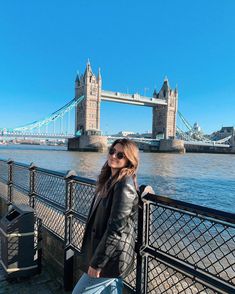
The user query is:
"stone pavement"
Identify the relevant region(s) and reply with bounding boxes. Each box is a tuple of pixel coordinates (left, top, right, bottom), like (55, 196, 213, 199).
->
(0, 263, 71, 294)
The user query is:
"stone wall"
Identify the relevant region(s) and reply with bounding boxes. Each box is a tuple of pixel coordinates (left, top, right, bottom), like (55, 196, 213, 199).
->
(41, 228, 65, 284)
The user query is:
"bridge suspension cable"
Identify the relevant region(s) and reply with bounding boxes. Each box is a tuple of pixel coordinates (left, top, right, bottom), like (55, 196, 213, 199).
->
(177, 111, 212, 142)
(177, 111, 193, 131)
(176, 126, 196, 141)
(12, 96, 84, 132)
(176, 111, 230, 144)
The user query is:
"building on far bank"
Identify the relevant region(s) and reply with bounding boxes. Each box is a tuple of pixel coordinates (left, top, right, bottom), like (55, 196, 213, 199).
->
(110, 131, 153, 139)
(192, 122, 201, 133)
(117, 131, 135, 137)
(211, 126, 235, 140)
(139, 132, 152, 139)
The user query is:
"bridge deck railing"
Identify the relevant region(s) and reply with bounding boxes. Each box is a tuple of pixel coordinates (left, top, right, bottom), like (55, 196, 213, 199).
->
(0, 159, 234, 293)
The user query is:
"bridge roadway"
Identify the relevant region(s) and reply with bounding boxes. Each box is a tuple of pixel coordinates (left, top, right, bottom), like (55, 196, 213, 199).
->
(101, 90, 167, 106)
(0, 133, 72, 139)
(1, 132, 231, 148)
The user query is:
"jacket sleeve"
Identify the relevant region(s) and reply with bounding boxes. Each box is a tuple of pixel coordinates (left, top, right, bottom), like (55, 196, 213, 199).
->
(89, 178, 137, 269)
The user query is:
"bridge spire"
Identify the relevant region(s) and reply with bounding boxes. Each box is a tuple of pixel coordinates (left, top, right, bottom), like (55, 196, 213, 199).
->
(97, 67, 102, 80)
(163, 76, 170, 88)
(175, 84, 178, 94)
(84, 59, 92, 78)
(75, 71, 80, 82)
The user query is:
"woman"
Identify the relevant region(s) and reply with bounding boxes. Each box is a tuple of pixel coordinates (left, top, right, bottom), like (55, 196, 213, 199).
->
(72, 138, 139, 294)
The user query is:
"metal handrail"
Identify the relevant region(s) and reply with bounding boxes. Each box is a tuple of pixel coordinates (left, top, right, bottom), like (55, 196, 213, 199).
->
(144, 193, 235, 225)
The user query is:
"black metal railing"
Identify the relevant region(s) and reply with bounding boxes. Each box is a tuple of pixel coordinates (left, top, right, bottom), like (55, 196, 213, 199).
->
(0, 158, 234, 293)
(136, 193, 235, 294)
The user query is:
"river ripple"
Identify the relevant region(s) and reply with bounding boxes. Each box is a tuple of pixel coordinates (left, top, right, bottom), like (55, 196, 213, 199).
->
(0, 144, 234, 214)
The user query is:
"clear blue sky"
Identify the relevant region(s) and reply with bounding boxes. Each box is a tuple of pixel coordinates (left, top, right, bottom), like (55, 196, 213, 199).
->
(0, 0, 234, 135)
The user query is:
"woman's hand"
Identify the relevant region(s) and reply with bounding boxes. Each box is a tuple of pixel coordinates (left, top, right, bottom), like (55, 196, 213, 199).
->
(88, 266, 101, 278)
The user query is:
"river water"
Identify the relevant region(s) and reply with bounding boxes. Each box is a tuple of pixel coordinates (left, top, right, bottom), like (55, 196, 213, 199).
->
(0, 144, 234, 214)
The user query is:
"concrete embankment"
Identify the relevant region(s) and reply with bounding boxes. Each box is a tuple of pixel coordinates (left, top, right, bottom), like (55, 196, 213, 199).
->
(68, 135, 107, 152)
(142, 139, 235, 154)
(143, 139, 185, 153)
(185, 143, 235, 154)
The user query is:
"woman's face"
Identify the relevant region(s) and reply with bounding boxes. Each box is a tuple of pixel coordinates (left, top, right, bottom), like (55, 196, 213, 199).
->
(108, 143, 129, 174)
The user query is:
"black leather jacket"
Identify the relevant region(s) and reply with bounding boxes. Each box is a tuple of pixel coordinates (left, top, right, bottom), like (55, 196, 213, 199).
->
(79, 176, 138, 278)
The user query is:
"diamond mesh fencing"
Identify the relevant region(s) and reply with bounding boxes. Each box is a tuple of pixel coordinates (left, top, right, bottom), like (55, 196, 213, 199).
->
(33, 169, 66, 239)
(70, 179, 95, 251)
(149, 203, 235, 286)
(72, 180, 95, 217)
(35, 198, 65, 238)
(147, 256, 217, 294)
(0, 160, 8, 182)
(34, 170, 66, 208)
(11, 187, 29, 205)
(0, 181, 8, 201)
(71, 217, 86, 251)
(139, 194, 235, 294)
(12, 164, 30, 192)
(124, 255, 137, 290)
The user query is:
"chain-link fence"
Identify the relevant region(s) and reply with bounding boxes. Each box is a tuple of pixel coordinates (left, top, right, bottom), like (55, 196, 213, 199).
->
(0, 159, 234, 293)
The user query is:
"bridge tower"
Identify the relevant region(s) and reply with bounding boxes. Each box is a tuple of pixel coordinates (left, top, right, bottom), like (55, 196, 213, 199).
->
(152, 78, 178, 139)
(69, 61, 107, 151)
(75, 60, 101, 135)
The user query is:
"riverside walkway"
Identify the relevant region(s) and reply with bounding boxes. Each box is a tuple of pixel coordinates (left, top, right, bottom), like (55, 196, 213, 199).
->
(0, 263, 69, 294)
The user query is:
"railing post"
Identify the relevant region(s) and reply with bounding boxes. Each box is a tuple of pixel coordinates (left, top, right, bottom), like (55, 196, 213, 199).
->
(29, 162, 36, 208)
(7, 159, 13, 204)
(136, 191, 150, 294)
(28, 163, 42, 276)
(37, 217, 43, 274)
(64, 170, 77, 291)
(136, 191, 149, 294)
(136, 190, 144, 293)
(142, 200, 150, 294)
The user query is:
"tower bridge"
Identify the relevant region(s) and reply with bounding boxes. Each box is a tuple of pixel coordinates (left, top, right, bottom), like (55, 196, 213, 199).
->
(1, 61, 234, 153)
(69, 61, 178, 151)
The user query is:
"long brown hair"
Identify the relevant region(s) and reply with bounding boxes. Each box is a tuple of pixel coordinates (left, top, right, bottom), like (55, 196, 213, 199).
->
(96, 138, 139, 196)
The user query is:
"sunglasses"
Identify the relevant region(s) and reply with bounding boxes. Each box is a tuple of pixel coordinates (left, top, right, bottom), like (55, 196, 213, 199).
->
(109, 147, 126, 160)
